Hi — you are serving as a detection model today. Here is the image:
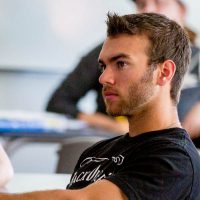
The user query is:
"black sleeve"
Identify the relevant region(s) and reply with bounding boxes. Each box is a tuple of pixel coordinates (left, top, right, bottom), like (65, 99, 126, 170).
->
(46, 43, 103, 117)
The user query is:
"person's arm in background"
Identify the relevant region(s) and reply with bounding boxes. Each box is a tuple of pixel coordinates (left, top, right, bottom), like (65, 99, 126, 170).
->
(46, 44, 128, 134)
(46, 44, 103, 118)
(0, 145, 14, 188)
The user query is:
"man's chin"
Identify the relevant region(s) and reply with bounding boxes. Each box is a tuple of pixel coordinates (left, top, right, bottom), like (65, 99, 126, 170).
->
(106, 108, 122, 117)
(105, 102, 125, 116)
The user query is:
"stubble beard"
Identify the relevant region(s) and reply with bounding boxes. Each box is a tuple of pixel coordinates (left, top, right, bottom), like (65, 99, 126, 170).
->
(105, 68, 155, 117)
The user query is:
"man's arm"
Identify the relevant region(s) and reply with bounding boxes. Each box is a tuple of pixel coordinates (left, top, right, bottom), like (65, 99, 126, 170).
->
(46, 44, 102, 118)
(0, 179, 128, 200)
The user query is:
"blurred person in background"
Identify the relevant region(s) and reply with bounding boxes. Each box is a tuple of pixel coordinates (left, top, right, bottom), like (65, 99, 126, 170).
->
(0, 144, 13, 189)
(47, 0, 200, 144)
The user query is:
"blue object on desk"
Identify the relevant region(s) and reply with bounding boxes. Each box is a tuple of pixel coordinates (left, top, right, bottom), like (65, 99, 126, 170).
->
(0, 119, 46, 133)
(0, 110, 89, 136)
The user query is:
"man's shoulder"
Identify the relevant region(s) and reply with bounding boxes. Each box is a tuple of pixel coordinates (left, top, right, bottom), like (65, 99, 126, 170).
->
(83, 135, 124, 153)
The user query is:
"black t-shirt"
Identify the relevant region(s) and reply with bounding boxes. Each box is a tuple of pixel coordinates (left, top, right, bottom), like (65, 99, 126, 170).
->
(67, 128, 200, 200)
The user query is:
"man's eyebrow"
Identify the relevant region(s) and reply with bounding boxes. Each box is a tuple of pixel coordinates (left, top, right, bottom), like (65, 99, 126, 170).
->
(98, 53, 130, 64)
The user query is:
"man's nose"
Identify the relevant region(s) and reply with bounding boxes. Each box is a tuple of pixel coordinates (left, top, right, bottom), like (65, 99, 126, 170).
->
(99, 67, 115, 86)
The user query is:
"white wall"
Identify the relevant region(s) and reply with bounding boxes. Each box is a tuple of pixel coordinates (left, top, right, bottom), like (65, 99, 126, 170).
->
(0, 0, 134, 72)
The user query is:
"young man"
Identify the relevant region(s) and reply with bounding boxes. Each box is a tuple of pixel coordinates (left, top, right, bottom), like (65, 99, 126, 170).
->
(1, 13, 200, 200)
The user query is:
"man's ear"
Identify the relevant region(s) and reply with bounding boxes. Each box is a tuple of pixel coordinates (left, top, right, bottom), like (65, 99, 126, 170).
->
(156, 60, 176, 86)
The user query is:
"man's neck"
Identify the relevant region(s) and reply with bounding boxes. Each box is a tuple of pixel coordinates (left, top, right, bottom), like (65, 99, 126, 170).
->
(127, 104, 181, 137)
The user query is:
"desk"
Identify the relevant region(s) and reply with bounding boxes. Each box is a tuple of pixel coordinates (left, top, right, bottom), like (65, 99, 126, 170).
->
(0, 111, 114, 155)
(1, 128, 113, 174)
(6, 173, 71, 193)
(0, 111, 114, 173)
(0, 126, 113, 156)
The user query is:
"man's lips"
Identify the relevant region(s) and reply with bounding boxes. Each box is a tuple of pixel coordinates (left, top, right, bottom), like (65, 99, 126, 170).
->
(103, 91, 118, 100)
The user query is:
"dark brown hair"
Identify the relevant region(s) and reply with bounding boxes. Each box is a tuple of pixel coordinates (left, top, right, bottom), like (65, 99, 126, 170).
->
(106, 12, 191, 104)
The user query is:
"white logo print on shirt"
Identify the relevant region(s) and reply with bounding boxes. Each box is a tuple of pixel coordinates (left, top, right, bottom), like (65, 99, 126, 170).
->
(112, 155, 124, 165)
(80, 157, 109, 167)
(69, 155, 124, 187)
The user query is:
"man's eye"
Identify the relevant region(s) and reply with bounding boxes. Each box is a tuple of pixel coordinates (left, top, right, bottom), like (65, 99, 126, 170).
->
(117, 61, 126, 69)
(99, 64, 106, 72)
